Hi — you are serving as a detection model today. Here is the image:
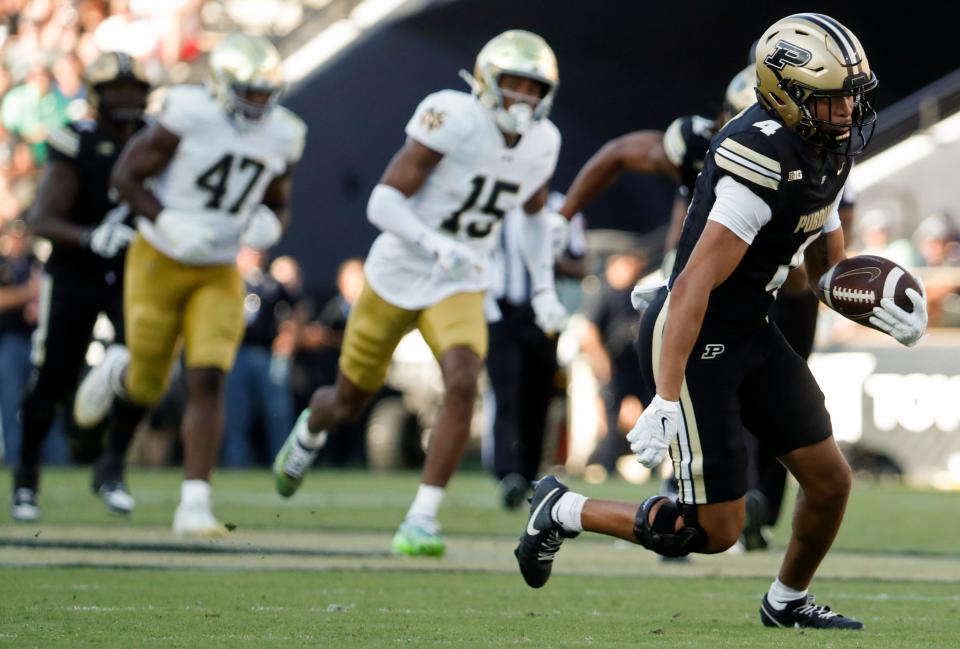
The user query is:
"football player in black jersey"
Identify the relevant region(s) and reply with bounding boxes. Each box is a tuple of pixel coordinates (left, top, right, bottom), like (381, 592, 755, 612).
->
(10, 52, 150, 522)
(558, 65, 756, 271)
(515, 14, 927, 629)
(561, 53, 857, 553)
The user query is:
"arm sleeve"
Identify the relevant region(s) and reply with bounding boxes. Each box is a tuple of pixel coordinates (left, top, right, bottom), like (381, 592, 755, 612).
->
(519, 209, 555, 294)
(367, 183, 446, 254)
(706, 176, 772, 244)
(404, 91, 471, 155)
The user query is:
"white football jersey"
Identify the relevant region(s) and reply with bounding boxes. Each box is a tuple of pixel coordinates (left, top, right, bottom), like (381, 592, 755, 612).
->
(364, 89, 561, 309)
(139, 85, 306, 265)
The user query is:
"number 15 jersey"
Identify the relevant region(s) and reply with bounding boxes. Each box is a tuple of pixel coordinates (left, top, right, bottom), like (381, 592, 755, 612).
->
(364, 89, 561, 309)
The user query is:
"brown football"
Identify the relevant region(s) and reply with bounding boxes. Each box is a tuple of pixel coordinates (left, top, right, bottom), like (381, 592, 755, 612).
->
(818, 255, 921, 329)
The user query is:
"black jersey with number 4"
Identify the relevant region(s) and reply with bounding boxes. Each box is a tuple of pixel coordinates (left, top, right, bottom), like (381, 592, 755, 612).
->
(670, 104, 849, 329)
(662, 114, 716, 197)
(43, 120, 142, 275)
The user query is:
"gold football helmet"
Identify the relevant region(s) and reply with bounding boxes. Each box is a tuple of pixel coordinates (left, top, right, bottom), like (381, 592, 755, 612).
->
(85, 51, 150, 123)
(209, 33, 284, 126)
(755, 13, 877, 154)
(723, 65, 756, 117)
(461, 30, 559, 135)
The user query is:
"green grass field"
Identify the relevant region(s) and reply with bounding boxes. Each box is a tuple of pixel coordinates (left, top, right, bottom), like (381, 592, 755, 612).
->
(1, 468, 958, 648)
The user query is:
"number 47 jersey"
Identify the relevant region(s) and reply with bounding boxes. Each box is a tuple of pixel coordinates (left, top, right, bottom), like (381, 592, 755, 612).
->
(364, 89, 561, 310)
(140, 85, 306, 265)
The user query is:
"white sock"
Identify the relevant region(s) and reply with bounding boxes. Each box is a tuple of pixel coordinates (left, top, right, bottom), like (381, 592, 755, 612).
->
(405, 484, 445, 523)
(294, 409, 327, 449)
(181, 479, 211, 505)
(551, 492, 587, 533)
(766, 578, 807, 610)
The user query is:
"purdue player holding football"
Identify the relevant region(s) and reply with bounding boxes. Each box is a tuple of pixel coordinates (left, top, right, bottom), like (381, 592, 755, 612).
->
(515, 14, 926, 628)
(273, 30, 565, 557)
(11, 53, 149, 522)
(74, 34, 306, 535)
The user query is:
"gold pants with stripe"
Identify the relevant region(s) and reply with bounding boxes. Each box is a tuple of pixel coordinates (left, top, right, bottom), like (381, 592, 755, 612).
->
(339, 281, 487, 392)
(123, 234, 244, 405)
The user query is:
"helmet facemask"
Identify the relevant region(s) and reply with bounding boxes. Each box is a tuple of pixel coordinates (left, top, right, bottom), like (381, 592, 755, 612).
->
(791, 80, 878, 155)
(462, 29, 559, 136)
(209, 33, 284, 130)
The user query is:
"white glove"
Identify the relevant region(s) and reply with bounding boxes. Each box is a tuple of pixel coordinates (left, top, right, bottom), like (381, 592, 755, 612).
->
(154, 208, 218, 264)
(430, 237, 484, 280)
(241, 204, 283, 250)
(627, 395, 680, 468)
(869, 287, 927, 347)
(88, 220, 135, 258)
(531, 289, 568, 335)
(630, 282, 665, 312)
(546, 211, 569, 258)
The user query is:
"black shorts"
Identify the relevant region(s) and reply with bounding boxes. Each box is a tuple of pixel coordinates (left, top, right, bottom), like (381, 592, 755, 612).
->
(771, 289, 820, 360)
(638, 288, 832, 505)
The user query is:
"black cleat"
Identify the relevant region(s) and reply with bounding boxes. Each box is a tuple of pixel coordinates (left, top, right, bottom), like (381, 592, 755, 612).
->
(514, 475, 578, 588)
(498, 473, 529, 510)
(760, 594, 863, 630)
(741, 489, 770, 551)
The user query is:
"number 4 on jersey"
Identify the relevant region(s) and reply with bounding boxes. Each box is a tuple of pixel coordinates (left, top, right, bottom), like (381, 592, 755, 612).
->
(195, 153, 266, 214)
(753, 120, 782, 136)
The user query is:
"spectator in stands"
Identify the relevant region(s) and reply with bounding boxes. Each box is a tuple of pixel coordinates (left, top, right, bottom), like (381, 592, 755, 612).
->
(1, 63, 71, 164)
(289, 257, 367, 466)
(221, 247, 299, 467)
(914, 211, 960, 267)
(856, 208, 922, 267)
(0, 219, 68, 468)
(579, 251, 647, 478)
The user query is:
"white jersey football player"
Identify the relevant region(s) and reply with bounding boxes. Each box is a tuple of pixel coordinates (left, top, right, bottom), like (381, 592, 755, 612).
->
(273, 29, 565, 556)
(74, 33, 306, 536)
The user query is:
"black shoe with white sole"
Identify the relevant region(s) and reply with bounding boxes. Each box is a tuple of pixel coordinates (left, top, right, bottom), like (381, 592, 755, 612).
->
(760, 594, 863, 629)
(514, 475, 578, 588)
(11, 487, 40, 522)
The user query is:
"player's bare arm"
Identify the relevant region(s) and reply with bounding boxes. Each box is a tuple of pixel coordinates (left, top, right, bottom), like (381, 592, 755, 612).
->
(803, 227, 845, 297)
(111, 123, 180, 221)
(379, 138, 444, 197)
(657, 222, 748, 400)
(27, 160, 85, 246)
(261, 163, 296, 226)
(523, 183, 548, 214)
(560, 131, 680, 218)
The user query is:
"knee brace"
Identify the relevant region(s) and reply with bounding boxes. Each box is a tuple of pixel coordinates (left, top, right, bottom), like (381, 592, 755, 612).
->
(633, 495, 709, 558)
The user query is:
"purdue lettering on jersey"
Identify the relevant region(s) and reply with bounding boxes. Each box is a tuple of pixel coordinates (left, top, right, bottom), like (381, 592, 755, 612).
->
(671, 104, 848, 328)
(363, 89, 561, 310)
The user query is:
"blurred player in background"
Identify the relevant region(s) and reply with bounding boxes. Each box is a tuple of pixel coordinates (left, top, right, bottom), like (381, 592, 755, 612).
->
(515, 14, 926, 629)
(484, 191, 586, 509)
(11, 52, 149, 522)
(73, 33, 306, 536)
(273, 30, 565, 557)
